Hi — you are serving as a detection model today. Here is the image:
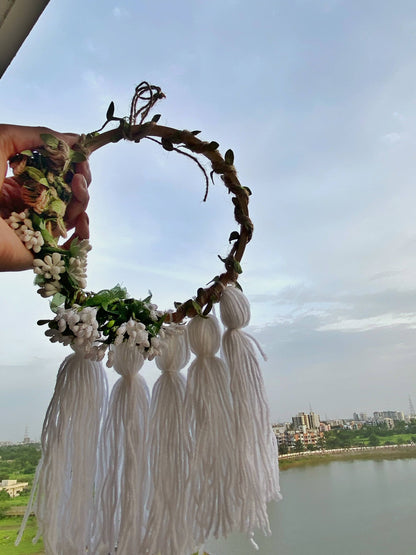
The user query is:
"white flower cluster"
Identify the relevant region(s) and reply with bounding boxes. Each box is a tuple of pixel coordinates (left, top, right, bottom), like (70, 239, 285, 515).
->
(67, 240, 91, 289)
(42, 305, 180, 367)
(112, 318, 163, 362)
(45, 306, 101, 351)
(6, 211, 44, 253)
(33, 252, 66, 297)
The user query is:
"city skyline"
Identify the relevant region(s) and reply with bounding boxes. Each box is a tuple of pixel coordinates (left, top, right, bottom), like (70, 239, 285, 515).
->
(1, 400, 414, 444)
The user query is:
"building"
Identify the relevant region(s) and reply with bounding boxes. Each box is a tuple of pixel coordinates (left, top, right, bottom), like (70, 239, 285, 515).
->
(292, 411, 321, 430)
(0, 479, 28, 498)
(353, 412, 368, 422)
(373, 411, 405, 422)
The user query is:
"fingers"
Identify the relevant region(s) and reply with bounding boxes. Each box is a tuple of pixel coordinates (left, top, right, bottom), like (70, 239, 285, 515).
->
(64, 173, 90, 231)
(0, 177, 25, 218)
(62, 212, 89, 249)
(74, 160, 92, 186)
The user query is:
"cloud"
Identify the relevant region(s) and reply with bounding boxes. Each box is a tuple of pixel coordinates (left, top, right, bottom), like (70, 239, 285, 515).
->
(381, 132, 402, 144)
(112, 6, 128, 18)
(249, 284, 416, 421)
(318, 313, 416, 332)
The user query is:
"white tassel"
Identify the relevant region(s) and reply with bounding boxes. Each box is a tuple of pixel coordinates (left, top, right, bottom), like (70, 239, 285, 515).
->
(91, 343, 150, 555)
(142, 329, 194, 555)
(220, 286, 281, 538)
(16, 349, 108, 554)
(185, 314, 238, 545)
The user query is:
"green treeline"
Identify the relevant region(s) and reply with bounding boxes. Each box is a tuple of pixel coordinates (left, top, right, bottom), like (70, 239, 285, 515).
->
(324, 420, 416, 450)
(0, 443, 41, 482)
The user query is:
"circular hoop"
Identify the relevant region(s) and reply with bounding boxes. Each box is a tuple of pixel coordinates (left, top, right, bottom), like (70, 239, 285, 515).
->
(5, 83, 254, 364)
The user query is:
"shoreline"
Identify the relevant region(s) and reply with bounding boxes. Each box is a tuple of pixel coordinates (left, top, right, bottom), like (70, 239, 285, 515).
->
(278, 443, 416, 469)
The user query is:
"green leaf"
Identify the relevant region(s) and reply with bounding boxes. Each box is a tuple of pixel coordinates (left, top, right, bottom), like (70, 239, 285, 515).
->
(224, 149, 234, 165)
(20, 150, 33, 156)
(50, 292, 66, 313)
(24, 166, 48, 184)
(232, 259, 243, 274)
(228, 230, 240, 243)
(84, 285, 128, 311)
(244, 186, 252, 196)
(191, 300, 203, 316)
(49, 198, 67, 217)
(33, 274, 45, 286)
(207, 141, 219, 151)
(206, 275, 220, 285)
(40, 227, 56, 246)
(106, 101, 115, 120)
(151, 114, 161, 123)
(69, 237, 80, 257)
(37, 319, 50, 326)
(70, 150, 87, 163)
(31, 212, 43, 230)
(191, 130, 201, 136)
(40, 133, 59, 149)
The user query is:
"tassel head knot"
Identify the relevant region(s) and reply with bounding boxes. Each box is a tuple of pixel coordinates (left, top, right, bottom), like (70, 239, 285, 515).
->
(112, 343, 145, 377)
(220, 286, 251, 329)
(155, 331, 190, 372)
(187, 314, 221, 355)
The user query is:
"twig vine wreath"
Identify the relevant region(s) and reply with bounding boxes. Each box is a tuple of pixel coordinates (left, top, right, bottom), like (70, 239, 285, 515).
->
(9, 83, 280, 555)
(7, 82, 252, 367)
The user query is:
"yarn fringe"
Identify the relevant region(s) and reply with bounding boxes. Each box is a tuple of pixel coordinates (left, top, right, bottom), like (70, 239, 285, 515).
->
(90, 343, 149, 555)
(220, 286, 281, 537)
(16, 350, 108, 553)
(18, 288, 280, 553)
(185, 314, 238, 545)
(142, 329, 194, 555)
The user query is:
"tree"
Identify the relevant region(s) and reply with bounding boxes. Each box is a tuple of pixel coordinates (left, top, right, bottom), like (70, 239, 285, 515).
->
(368, 433, 380, 447)
(316, 436, 326, 450)
(279, 443, 288, 455)
(294, 439, 304, 453)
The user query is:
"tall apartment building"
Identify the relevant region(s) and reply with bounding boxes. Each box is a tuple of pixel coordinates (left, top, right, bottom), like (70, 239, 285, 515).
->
(292, 411, 321, 430)
(373, 411, 405, 421)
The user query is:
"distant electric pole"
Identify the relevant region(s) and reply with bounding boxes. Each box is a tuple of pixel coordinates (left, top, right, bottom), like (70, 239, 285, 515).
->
(23, 426, 30, 443)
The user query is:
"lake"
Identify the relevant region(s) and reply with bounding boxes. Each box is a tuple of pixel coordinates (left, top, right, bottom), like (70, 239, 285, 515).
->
(206, 457, 416, 555)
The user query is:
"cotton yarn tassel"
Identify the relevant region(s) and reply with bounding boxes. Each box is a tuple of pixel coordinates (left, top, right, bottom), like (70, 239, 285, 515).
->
(220, 285, 281, 541)
(16, 349, 108, 554)
(142, 329, 194, 555)
(185, 314, 238, 545)
(90, 343, 150, 555)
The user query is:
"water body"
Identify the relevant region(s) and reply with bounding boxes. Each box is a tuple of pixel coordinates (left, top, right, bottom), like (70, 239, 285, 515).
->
(206, 457, 416, 555)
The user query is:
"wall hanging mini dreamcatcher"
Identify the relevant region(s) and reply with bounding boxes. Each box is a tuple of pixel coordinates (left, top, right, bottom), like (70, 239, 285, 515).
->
(7, 82, 281, 555)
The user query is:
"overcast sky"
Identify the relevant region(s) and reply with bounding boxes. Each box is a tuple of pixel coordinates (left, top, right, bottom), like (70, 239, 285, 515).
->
(1, 0, 416, 441)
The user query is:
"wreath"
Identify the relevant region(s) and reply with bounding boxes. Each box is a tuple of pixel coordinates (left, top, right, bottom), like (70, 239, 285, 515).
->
(9, 83, 280, 555)
(6, 82, 253, 367)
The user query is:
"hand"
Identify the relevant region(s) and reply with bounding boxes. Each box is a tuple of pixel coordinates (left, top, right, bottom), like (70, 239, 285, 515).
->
(0, 124, 91, 271)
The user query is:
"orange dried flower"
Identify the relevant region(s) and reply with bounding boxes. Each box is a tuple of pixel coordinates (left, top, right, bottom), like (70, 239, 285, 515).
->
(21, 182, 49, 214)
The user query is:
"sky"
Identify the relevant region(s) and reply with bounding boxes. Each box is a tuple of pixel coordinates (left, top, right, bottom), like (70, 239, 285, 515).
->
(1, 0, 416, 441)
